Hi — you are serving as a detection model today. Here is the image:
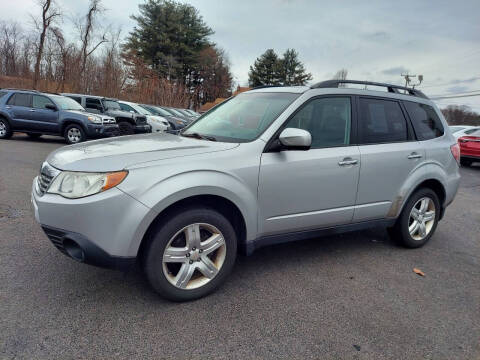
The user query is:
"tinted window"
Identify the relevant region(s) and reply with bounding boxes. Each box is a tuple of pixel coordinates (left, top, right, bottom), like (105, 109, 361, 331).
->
(120, 103, 136, 113)
(285, 97, 351, 148)
(359, 98, 407, 144)
(7, 93, 31, 107)
(33, 95, 54, 109)
(404, 101, 444, 140)
(69, 96, 82, 105)
(85, 98, 102, 110)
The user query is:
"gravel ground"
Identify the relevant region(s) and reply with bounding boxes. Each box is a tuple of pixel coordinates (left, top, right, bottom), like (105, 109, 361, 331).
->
(1, 133, 479, 360)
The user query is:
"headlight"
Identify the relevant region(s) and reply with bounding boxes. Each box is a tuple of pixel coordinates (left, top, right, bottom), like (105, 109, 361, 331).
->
(175, 120, 185, 125)
(47, 171, 128, 199)
(87, 115, 102, 124)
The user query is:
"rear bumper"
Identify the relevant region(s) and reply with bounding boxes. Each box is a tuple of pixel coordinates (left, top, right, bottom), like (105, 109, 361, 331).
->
(86, 124, 120, 138)
(134, 124, 152, 133)
(42, 225, 136, 270)
(460, 155, 480, 161)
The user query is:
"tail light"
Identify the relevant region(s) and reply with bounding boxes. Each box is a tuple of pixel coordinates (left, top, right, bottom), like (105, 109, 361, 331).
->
(450, 142, 460, 164)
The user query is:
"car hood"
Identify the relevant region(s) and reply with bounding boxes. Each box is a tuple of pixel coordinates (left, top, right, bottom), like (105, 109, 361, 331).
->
(106, 109, 135, 119)
(47, 133, 238, 172)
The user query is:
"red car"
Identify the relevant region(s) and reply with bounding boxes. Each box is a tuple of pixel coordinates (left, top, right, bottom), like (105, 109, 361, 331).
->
(458, 128, 480, 166)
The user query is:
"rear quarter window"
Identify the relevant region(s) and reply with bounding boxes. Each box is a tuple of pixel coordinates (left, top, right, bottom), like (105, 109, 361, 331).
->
(403, 101, 444, 140)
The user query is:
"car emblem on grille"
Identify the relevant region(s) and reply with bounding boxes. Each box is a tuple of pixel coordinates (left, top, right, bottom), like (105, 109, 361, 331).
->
(37, 162, 60, 196)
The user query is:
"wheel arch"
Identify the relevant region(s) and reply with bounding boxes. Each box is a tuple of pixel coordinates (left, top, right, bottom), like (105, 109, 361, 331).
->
(137, 194, 248, 263)
(61, 119, 87, 135)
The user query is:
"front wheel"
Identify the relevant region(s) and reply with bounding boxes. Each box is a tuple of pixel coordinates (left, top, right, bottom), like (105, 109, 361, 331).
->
(389, 188, 440, 248)
(144, 207, 237, 301)
(64, 124, 85, 144)
(118, 121, 134, 135)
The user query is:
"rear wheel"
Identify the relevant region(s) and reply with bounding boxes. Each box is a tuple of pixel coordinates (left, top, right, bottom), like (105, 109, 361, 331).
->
(460, 158, 472, 167)
(118, 121, 134, 135)
(144, 207, 237, 301)
(64, 124, 85, 144)
(389, 188, 440, 248)
(0, 118, 12, 139)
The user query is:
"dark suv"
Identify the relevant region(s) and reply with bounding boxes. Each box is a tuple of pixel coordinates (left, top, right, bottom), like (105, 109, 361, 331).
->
(62, 94, 151, 136)
(0, 89, 119, 144)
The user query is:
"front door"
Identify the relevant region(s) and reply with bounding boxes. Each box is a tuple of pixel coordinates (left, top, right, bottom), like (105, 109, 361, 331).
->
(258, 96, 360, 236)
(31, 95, 59, 133)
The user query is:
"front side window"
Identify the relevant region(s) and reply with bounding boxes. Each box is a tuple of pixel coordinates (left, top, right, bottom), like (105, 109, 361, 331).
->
(183, 92, 300, 142)
(33, 95, 54, 109)
(404, 101, 444, 140)
(359, 98, 407, 144)
(284, 97, 351, 148)
(103, 100, 121, 110)
(85, 98, 102, 110)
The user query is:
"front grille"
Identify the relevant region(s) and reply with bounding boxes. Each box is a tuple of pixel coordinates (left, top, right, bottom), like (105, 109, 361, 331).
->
(136, 116, 147, 125)
(42, 226, 67, 255)
(103, 118, 116, 124)
(37, 162, 60, 196)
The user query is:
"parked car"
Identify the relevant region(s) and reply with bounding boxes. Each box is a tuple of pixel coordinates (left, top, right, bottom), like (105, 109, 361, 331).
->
(174, 108, 198, 120)
(161, 106, 194, 122)
(140, 104, 189, 131)
(0, 89, 119, 144)
(184, 109, 200, 117)
(458, 128, 480, 166)
(449, 125, 480, 139)
(32, 80, 460, 301)
(118, 100, 170, 133)
(62, 93, 151, 136)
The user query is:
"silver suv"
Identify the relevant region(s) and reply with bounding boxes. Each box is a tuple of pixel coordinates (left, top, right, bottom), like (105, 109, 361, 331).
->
(32, 80, 461, 301)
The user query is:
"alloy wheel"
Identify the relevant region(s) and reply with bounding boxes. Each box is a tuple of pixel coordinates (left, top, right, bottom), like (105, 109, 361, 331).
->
(408, 197, 436, 241)
(67, 127, 82, 143)
(162, 223, 226, 290)
(0, 121, 6, 137)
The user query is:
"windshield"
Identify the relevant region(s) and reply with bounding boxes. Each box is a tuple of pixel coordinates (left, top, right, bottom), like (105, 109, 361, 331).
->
(164, 107, 185, 117)
(183, 92, 300, 142)
(51, 95, 85, 111)
(103, 100, 121, 110)
(143, 105, 172, 117)
(131, 103, 152, 115)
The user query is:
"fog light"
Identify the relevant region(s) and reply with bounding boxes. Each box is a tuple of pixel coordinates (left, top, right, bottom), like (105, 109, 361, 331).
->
(63, 238, 85, 262)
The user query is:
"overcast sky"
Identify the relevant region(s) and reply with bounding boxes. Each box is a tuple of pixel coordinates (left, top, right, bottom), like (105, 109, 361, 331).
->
(1, 0, 479, 111)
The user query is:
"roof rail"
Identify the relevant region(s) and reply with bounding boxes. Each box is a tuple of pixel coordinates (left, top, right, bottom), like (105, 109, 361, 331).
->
(310, 80, 428, 99)
(251, 85, 284, 90)
(1, 88, 40, 93)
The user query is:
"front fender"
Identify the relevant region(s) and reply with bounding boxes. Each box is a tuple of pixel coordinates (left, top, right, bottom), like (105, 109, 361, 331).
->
(118, 169, 258, 254)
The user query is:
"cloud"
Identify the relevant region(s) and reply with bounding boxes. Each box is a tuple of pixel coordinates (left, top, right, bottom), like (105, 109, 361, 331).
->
(446, 86, 469, 94)
(382, 66, 409, 76)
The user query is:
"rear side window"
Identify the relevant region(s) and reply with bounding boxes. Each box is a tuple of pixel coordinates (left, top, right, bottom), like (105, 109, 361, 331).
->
(359, 98, 408, 144)
(7, 93, 32, 107)
(404, 101, 444, 140)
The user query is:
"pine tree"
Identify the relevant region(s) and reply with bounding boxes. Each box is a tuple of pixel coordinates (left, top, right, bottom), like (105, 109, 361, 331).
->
(248, 48, 312, 87)
(280, 49, 312, 86)
(248, 49, 282, 87)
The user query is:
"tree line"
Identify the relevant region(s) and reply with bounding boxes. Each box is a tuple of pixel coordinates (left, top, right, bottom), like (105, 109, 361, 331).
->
(441, 105, 480, 126)
(0, 0, 233, 108)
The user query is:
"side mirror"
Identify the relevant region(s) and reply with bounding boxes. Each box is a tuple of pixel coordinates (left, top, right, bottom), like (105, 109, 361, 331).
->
(278, 128, 311, 150)
(45, 103, 57, 111)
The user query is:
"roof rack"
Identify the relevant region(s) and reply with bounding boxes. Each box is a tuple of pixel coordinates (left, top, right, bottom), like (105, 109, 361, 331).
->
(310, 80, 428, 99)
(1, 88, 40, 93)
(252, 85, 284, 90)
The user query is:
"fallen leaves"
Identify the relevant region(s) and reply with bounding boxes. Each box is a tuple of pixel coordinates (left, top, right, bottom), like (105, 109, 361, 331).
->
(413, 268, 425, 276)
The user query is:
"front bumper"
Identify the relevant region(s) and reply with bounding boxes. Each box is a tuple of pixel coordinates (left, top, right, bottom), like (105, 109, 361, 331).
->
(31, 177, 153, 269)
(86, 123, 120, 138)
(134, 124, 152, 133)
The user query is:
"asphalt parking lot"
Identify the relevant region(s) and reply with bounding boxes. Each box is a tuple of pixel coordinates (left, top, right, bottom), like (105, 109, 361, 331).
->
(1, 133, 479, 360)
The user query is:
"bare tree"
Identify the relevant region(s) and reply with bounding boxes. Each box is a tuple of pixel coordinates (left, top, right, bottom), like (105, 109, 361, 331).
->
(77, 0, 107, 92)
(333, 68, 348, 87)
(32, 0, 61, 89)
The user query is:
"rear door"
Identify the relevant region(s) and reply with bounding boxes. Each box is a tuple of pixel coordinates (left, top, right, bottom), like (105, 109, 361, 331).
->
(5, 93, 33, 130)
(354, 96, 424, 221)
(31, 95, 59, 133)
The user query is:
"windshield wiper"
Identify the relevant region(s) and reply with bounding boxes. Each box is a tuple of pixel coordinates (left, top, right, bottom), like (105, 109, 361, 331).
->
(182, 132, 217, 141)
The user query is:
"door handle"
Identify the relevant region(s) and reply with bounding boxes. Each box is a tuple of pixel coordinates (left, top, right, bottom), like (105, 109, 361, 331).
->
(338, 158, 358, 166)
(5, 106, 11, 109)
(29, 109, 36, 112)
(407, 153, 422, 159)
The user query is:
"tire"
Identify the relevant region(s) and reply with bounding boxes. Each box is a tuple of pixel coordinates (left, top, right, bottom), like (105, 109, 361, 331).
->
(118, 121, 135, 135)
(389, 188, 440, 248)
(460, 158, 472, 167)
(0, 117, 13, 139)
(144, 206, 237, 302)
(64, 124, 86, 144)
(27, 133, 42, 139)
